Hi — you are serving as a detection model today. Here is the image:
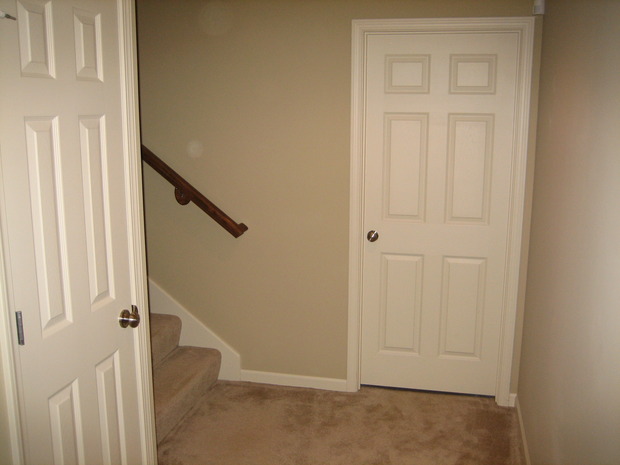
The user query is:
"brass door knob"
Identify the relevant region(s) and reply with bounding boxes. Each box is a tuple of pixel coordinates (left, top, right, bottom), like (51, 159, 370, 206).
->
(119, 305, 140, 328)
(367, 230, 379, 242)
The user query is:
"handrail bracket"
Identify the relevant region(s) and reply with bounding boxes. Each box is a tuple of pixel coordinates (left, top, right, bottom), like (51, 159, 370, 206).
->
(141, 145, 248, 238)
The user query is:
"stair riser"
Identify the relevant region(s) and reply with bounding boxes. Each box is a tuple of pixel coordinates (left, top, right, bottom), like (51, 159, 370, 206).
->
(151, 313, 182, 366)
(150, 313, 222, 444)
(153, 346, 222, 443)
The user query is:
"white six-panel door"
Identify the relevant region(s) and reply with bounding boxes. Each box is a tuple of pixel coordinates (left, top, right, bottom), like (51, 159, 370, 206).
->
(0, 0, 155, 463)
(349, 18, 534, 400)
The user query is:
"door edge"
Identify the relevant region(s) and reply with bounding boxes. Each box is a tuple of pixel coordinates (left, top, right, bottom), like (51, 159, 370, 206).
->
(117, 0, 158, 460)
(0, 218, 25, 465)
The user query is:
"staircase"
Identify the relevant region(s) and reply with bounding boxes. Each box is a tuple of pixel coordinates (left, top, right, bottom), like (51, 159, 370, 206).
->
(150, 313, 221, 443)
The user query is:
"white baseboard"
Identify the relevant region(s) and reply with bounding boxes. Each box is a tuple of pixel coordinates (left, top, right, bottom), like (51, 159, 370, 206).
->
(147, 278, 241, 380)
(508, 392, 517, 407)
(515, 396, 532, 465)
(240, 369, 348, 392)
(148, 278, 348, 392)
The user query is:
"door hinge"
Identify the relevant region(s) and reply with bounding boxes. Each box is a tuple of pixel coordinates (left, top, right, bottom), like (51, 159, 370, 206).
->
(15, 311, 25, 345)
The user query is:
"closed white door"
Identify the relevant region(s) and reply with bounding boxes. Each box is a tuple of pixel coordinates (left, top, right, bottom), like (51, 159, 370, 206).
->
(0, 0, 155, 463)
(355, 19, 534, 396)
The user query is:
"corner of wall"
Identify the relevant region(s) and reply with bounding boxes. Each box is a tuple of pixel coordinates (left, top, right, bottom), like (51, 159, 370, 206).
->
(147, 278, 241, 380)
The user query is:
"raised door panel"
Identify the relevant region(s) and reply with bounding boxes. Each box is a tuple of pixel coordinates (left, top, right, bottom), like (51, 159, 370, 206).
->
(383, 114, 428, 221)
(48, 380, 84, 465)
(24, 117, 73, 335)
(17, 0, 55, 77)
(445, 114, 494, 224)
(380, 254, 423, 354)
(79, 116, 115, 308)
(95, 352, 126, 465)
(439, 257, 486, 359)
(73, 8, 102, 81)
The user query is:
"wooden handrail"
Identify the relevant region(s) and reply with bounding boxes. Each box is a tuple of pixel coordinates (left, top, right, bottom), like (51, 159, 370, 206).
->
(141, 145, 248, 238)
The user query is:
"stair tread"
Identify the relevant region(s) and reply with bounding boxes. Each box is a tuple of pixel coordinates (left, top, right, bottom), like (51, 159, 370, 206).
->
(150, 313, 182, 367)
(153, 345, 221, 442)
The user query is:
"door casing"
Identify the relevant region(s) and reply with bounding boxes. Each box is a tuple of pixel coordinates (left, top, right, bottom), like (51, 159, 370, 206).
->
(0, 0, 156, 462)
(347, 17, 536, 406)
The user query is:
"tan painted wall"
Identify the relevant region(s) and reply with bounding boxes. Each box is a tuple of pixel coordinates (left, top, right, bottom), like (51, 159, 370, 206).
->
(518, 0, 620, 463)
(137, 0, 532, 380)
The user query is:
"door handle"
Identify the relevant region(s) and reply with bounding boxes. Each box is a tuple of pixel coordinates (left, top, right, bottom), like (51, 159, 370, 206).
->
(367, 230, 379, 242)
(119, 305, 140, 328)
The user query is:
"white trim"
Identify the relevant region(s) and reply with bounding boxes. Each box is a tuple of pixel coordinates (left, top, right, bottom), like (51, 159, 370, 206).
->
(240, 370, 348, 392)
(0, 204, 25, 465)
(515, 396, 532, 465)
(348, 17, 535, 406)
(117, 0, 157, 461)
(346, 17, 366, 394)
(494, 17, 535, 407)
(147, 278, 241, 380)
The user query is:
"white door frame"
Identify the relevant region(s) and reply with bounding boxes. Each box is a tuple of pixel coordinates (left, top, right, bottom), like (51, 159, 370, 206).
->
(347, 17, 535, 406)
(0, 0, 157, 462)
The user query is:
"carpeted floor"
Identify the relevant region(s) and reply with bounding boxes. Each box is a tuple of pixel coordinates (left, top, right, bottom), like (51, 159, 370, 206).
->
(157, 381, 526, 465)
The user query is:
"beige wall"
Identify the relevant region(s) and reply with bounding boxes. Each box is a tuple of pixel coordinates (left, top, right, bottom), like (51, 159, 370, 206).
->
(518, 0, 620, 464)
(137, 0, 532, 379)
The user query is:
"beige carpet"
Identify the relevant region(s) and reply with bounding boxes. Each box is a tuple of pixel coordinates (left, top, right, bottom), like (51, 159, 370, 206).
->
(157, 381, 525, 465)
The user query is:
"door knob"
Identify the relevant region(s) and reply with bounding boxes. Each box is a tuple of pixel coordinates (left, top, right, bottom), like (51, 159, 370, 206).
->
(119, 305, 140, 328)
(367, 230, 379, 242)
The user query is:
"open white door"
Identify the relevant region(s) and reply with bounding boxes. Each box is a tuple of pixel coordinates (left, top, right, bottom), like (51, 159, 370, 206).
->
(0, 0, 156, 463)
(349, 18, 534, 404)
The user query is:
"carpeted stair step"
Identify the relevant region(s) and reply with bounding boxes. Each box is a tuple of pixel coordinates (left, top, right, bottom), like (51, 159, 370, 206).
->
(150, 313, 182, 367)
(153, 346, 221, 443)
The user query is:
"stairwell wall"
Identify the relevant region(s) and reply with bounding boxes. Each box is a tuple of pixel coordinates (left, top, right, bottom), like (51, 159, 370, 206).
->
(137, 0, 532, 382)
